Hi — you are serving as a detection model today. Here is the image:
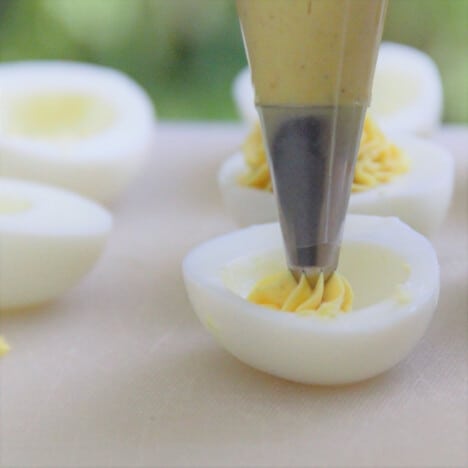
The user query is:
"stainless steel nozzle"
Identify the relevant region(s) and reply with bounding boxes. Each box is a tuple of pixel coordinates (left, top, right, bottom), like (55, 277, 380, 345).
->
(257, 105, 366, 285)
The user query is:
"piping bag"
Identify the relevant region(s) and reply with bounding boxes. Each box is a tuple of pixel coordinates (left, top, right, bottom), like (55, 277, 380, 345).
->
(237, 0, 388, 284)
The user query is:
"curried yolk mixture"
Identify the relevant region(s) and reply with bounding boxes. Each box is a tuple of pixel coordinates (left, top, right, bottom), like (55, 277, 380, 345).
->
(238, 116, 409, 193)
(247, 271, 353, 318)
(237, 0, 387, 106)
(353, 116, 409, 192)
(0, 336, 10, 358)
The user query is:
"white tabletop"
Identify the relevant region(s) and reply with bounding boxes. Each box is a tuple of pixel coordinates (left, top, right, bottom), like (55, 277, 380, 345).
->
(1, 123, 467, 467)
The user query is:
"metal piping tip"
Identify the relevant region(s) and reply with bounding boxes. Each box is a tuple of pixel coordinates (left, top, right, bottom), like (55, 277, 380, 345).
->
(290, 267, 332, 288)
(257, 104, 366, 282)
(289, 246, 337, 286)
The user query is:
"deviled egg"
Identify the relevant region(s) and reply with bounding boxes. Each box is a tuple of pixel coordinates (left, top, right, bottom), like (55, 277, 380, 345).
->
(0, 61, 156, 204)
(183, 215, 439, 385)
(0, 178, 112, 310)
(233, 42, 443, 135)
(218, 118, 454, 237)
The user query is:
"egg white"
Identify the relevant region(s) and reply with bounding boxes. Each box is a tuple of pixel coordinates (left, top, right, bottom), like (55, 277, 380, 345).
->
(218, 133, 454, 237)
(0, 178, 112, 310)
(232, 42, 443, 135)
(232, 67, 257, 125)
(183, 215, 439, 385)
(0, 61, 156, 204)
(370, 42, 443, 136)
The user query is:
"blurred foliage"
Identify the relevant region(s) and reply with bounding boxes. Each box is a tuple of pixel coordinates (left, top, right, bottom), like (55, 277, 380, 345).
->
(383, 0, 467, 124)
(0, 0, 466, 122)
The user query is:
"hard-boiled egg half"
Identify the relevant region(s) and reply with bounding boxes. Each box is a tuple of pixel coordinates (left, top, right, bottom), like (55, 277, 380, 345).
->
(233, 42, 443, 135)
(218, 123, 453, 237)
(232, 67, 257, 125)
(370, 42, 443, 136)
(183, 215, 439, 385)
(0, 178, 112, 310)
(0, 61, 156, 204)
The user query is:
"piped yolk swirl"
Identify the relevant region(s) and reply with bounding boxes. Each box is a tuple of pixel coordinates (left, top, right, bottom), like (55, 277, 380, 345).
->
(247, 271, 353, 318)
(238, 116, 409, 193)
(238, 123, 272, 191)
(353, 116, 409, 192)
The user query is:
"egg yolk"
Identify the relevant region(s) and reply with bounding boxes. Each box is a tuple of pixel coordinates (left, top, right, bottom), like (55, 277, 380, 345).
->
(7, 93, 115, 140)
(0, 336, 10, 358)
(247, 271, 353, 318)
(238, 116, 409, 192)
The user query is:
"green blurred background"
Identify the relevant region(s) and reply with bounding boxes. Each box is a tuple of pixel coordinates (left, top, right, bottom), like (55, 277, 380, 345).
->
(0, 0, 466, 122)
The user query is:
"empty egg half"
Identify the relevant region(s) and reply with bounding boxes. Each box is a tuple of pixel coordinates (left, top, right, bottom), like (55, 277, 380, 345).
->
(183, 215, 439, 385)
(0, 61, 156, 204)
(218, 131, 453, 237)
(370, 42, 443, 136)
(0, 178, 112, 310)
(233, 42, 443, 135)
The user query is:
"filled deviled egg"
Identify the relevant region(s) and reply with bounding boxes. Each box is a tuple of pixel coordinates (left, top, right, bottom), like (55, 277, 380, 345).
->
(183, 215, 439, 385)
(218, 116, 453, 237)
